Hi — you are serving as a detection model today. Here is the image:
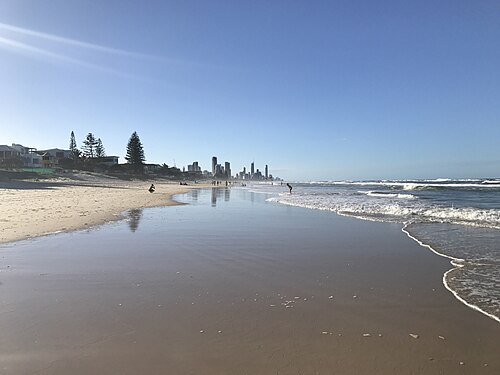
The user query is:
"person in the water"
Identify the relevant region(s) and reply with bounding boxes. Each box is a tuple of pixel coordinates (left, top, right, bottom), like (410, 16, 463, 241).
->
(287, 183, 292, 194)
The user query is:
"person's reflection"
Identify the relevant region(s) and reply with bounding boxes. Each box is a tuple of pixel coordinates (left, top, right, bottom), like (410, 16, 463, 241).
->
(191, 189, 199, 202)
(127, 209, 143, 232)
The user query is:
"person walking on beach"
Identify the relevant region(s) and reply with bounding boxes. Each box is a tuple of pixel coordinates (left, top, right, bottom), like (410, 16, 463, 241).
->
(148, 184, 155, 193)
(287, 183, 292, 194)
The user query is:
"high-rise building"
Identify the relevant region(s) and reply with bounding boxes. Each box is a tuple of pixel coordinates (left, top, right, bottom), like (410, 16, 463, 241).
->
(265, 165, 268, 179)
(215, 164, 223, 176)
(187, 161, 200, 173)
(212, 156, 217, 176)
(225, 161, 231, 178)
(251, 162, 255, 176)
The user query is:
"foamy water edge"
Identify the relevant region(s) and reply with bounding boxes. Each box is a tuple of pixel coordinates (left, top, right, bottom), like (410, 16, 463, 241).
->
(401, 223, 500, 324)
(266, 195, 500, 324)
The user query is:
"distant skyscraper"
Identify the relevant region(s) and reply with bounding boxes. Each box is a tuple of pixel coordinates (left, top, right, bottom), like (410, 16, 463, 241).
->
(215, 164, 222, 176)
(212, 156, 217, 176)
(251, 162, 254, 176)
(265, 165, 268, 179)
(225, 161, 231, 178)
(188, 161, 200, 173)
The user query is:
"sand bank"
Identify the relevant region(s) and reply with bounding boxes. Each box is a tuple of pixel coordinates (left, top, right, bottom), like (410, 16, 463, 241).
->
(0, 173, 205, 244)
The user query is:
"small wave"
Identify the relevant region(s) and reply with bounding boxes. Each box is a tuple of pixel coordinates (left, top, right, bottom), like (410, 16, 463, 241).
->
(329, 180, 500, 190)
(402, 224, 500, 324)
(359, 191, 416, 199)
(403, 182, 500, 191)
(269, 194, 500, 229)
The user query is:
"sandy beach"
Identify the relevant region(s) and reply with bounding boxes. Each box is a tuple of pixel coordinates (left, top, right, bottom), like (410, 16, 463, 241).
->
(0, 187, 499, 374)
(0, 173, 204, 244)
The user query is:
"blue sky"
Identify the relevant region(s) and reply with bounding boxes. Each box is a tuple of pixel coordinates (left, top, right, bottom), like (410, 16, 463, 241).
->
(1, 0, 499, 181)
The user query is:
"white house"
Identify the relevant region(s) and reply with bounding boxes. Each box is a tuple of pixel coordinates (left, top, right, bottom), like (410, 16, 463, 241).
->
(36, 148, 71, 167)
(10, 144, 43, 168)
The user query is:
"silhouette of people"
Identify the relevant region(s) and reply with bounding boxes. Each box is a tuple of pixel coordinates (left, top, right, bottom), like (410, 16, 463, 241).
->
(148, 184, 155, 193)
(287, 183, 292, 194)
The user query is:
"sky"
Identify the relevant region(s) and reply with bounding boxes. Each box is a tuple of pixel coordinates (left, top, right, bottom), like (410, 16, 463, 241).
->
(1, 0, 499, 181)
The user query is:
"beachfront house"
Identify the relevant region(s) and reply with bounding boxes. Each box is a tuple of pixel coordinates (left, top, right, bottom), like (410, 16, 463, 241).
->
(10, 144, 43, 168)
(0, 145, 21, 168)
(0, 145, 20, 159)
(0, 144, 45, 168)
(94, 156, 119, 166)
(36, 148, 71, 168)
(144, 163, 162, 174)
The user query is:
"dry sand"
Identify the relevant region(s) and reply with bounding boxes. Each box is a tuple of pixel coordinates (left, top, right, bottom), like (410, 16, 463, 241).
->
(0, 173, 203, 244)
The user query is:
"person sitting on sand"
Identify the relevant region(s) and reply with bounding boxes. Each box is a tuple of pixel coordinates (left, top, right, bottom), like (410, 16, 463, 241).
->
(287, 183, 292, 194)
(149, 184, 155, 193)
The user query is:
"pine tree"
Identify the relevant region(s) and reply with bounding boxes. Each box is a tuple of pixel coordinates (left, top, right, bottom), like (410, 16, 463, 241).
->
(69, 131, 79, 159)
(125, 131, 145, 173)
(82, 133, 97, 158)
(95, 138, 106, 158)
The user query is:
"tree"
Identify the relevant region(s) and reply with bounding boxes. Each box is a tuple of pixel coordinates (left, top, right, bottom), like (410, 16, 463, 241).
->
(69, 131, 80, 159)
(125, 131, 145, 173)
(82, 133, 97, 158)
(95, 138, 106, 158)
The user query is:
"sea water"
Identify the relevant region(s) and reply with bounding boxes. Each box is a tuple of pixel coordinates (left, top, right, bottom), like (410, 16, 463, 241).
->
(251, 179, 500, 322)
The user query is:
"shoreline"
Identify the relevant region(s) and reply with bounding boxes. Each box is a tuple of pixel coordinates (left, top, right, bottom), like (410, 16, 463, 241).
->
(1, 188, 499, 373)
(2, 177, 498, 326)
(269, 197, 500, 325)
(401, 223, 500, 324)
(0, 175, 210, 244)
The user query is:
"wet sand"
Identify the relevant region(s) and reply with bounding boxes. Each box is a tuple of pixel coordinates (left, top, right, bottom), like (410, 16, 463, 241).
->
(0, 188, 498, 374)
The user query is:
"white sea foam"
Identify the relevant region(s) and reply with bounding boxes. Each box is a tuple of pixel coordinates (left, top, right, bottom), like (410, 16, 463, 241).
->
(330, 180, 500, 190)
(361, 191, 416, 199)
(268, 194, 500, 229)
(402, 224, 500, 324)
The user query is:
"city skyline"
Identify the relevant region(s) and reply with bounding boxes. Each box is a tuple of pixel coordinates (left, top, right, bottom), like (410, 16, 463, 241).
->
(191, 155, 272, 180)
(1, 138, 276, 180)
(1, 1, 499, 180)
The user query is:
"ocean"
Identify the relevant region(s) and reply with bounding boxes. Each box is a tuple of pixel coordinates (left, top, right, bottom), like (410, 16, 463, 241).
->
(249, 179, 500, 323)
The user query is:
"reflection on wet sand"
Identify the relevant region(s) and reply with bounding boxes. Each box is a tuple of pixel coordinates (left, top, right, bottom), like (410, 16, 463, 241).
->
(190, 189, 199, 201)
(127, 209, 143, 232)
(211, 187, 230, 207)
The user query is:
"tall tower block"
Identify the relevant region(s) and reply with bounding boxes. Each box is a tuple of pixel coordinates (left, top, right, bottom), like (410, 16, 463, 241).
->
(212, 156, 217, 176)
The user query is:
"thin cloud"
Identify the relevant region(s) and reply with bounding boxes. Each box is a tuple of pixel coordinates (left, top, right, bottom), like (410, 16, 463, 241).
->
(0, 21, 210, 68)
(0, 21, 158, 60)
(0, 36, 137, 78)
